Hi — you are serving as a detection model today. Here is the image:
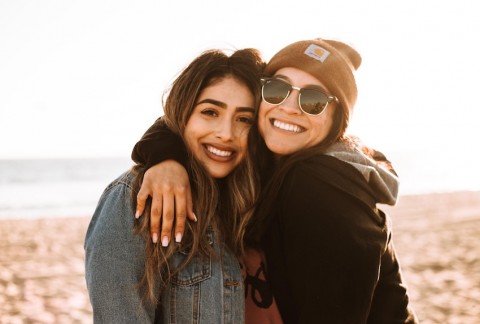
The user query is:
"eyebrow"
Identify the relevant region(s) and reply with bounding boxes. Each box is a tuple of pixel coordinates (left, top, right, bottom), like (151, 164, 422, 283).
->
(196, 98, 255, 113)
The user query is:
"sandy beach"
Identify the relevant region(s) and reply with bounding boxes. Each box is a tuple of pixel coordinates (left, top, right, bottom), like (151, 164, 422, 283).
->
(1, 191, 479, 324)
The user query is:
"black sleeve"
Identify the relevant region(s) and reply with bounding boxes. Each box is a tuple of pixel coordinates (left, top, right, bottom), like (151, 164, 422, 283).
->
(131, 117, 188, 169)
(367, 216, 419, 323)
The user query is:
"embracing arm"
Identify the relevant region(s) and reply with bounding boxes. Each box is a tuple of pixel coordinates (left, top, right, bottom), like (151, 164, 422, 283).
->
(132, 117, 188, 169)
(84, 173, 157, 322)
(132, 117, 195, 245)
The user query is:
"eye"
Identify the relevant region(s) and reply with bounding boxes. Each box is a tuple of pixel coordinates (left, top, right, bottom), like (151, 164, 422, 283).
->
(201, 108, 218, 117)
(237, 113, 255, 125)
(237, 115, 254, 125)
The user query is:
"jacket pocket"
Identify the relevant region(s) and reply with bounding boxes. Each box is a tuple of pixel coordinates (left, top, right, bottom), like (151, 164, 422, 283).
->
(169, 231, 214, 286)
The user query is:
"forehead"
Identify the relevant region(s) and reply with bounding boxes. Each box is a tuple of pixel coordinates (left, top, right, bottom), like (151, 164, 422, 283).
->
(197, 76, 255, 108)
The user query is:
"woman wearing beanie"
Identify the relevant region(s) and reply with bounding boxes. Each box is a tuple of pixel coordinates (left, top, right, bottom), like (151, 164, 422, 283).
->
(131, 38, 418, 323)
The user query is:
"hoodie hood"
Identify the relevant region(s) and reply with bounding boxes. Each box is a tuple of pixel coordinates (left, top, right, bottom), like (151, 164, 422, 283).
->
(324, 140, 399, 205)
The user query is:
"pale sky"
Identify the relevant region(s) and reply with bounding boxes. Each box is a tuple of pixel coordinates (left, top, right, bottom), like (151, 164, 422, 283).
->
(1, 0, 479, 192)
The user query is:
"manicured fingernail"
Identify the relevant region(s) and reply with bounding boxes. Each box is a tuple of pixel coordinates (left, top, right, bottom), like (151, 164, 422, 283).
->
(152, 233, 158, 243)
(162, 236, 169, 247)
(175, 232, 182, 243)
(193, 213, 197, 222)
(135, 210, 141, 219)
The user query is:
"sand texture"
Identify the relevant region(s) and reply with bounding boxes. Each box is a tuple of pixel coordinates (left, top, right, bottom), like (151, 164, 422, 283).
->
(1, 191, 480, 323)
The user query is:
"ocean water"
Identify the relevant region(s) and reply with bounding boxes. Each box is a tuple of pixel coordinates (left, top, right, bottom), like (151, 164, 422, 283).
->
(0, 154, 478, 219)
(0, 158, 133, 219)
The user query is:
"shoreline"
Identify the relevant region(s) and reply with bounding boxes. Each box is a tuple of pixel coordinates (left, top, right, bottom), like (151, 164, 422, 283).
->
(1, 191, 480, 323)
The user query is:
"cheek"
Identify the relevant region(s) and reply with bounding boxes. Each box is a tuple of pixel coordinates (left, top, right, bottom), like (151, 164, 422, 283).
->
(258, 103, 269, 134)
(236, 132, 249, 159)
(183, 120, 200, 153)
(258, 102, 269, 118)
(182, 132, 196, 154)
(310, 113, 334, 143)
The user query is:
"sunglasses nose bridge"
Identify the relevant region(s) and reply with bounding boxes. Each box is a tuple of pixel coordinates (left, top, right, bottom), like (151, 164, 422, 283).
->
(278, 86, 303, 114)
(290, 85, 302, 93)
(289, 85, 304, 109)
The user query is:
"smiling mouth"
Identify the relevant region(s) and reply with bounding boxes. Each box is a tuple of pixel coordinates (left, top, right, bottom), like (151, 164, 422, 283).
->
(205, 145, 233, 157)
(271, 119, 303, 133)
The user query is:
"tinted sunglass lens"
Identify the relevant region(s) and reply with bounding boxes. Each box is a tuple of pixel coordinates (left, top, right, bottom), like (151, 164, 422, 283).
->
(300, 89, 328, 115)
(263, 80, 290, 105)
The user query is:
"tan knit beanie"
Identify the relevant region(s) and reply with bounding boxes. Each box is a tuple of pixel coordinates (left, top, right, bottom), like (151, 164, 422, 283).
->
(264, 38, 361, 114)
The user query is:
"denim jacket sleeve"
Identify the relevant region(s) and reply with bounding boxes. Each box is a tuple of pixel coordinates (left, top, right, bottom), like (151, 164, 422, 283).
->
(84, 172, 158, 323)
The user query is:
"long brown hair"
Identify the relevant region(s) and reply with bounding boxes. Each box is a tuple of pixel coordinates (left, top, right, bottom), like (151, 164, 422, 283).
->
(134, 48, 265, 303)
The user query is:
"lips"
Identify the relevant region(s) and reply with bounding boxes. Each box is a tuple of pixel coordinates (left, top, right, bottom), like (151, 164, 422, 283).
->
(271, 118, 304, 133)
(204, 144, 235, 161)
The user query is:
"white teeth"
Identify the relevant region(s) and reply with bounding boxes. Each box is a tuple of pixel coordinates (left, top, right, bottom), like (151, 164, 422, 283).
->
(273, 120, 301, 133)
(207, 145, 232, 157)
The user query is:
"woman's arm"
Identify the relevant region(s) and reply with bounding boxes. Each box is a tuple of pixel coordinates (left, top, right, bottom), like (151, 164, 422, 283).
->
(132, 117, 195, 245)
(131, 117, 188, 168)
(84, 173, 157, 322)
(366, 217, 419, 323)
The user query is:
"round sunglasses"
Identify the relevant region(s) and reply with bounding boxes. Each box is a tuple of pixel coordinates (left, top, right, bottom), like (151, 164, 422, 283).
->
(261, 78, 338, 116)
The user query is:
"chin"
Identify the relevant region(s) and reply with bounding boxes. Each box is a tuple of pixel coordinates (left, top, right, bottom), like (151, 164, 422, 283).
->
(265, 141, 297, 156)
(208, 168, 233, 179)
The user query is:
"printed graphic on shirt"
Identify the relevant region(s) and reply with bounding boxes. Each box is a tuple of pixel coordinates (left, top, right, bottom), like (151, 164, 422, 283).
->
(244, 260, 274, 308)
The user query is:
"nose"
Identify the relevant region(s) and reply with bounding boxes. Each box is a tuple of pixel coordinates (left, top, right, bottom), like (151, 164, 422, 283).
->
(214, 118, 234, 141)
(278, 89, 302, 115)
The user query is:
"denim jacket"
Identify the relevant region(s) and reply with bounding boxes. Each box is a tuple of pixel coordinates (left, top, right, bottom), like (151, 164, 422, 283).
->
(84, 171, 244, 323)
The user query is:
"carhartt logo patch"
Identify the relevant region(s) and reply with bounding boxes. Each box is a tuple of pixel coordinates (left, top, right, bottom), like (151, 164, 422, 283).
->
(304, 44, 330, 62)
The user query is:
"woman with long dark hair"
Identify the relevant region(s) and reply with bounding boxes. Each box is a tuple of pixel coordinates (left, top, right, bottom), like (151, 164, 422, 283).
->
(85, 48, 266, 323)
